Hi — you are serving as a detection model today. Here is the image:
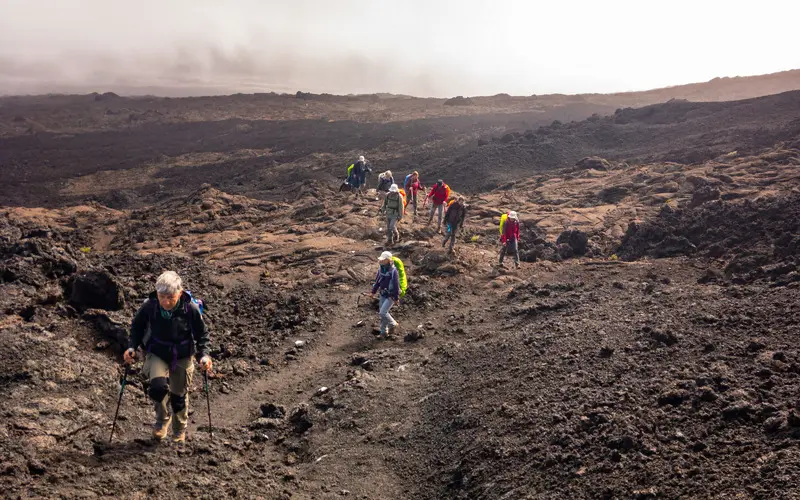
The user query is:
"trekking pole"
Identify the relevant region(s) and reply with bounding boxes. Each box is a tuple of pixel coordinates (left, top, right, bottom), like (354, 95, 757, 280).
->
(109, 365, 131, 444)
(203, 370, 214, 441)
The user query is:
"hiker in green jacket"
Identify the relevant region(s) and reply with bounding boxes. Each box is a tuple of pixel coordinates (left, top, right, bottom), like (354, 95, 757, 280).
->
(380, 184, 404, 246)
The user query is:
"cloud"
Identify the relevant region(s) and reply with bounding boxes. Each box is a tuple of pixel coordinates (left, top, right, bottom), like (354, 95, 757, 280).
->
(0, 0, 798, 97)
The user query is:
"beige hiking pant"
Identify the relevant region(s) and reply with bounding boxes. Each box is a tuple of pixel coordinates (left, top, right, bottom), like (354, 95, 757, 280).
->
(142, 353, 194, 432)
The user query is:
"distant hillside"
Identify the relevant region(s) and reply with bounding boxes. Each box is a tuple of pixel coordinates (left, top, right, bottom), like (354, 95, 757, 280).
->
(2, 69, 800, 137)
(413, 90, 800, 191)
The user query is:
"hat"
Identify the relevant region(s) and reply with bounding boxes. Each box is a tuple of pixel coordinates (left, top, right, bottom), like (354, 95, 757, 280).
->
(379, 251, 393, 261)
(385, 170, 392, 177)
(437, 179, 444, 185)
(359, 155, 365, 162)
(389, 184, 399, 193)
(509, 211, 518, 219)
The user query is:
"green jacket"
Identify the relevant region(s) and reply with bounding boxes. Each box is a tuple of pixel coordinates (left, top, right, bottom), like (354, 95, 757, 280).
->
(383, 192, 404, 219)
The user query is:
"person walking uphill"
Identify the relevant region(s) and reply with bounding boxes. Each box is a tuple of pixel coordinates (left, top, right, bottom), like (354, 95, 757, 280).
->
(376, 170, 395, 194)
(380, 184, 404, 246)
(442, 196, 467, 253)
(426, 179, 451, 233)
(359, 158, 372, 192)
(403, 171, 425, 217)
(499, 211, 521, 269)
(347, 156, 367, 194)
(371, 251, 400, 339)
(123, 271, 212, 443)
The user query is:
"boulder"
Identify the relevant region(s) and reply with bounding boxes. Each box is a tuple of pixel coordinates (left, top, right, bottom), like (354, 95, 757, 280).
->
(70, 271, 124, 311)
(690, 185, 721, 207)
(556, 229, 589, 257)
(82, 309, 129, 348)
(575, 157, 611, 171)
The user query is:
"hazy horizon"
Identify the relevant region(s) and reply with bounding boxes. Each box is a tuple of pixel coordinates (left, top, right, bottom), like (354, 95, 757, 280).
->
(1, 0, 799, 98)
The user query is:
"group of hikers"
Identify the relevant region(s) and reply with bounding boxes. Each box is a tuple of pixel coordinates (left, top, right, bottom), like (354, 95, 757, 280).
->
(117, 155, 522, 444)
(345, 155, 519, 265)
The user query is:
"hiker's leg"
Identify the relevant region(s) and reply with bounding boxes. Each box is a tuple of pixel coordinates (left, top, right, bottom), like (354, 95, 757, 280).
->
(436, 205, 444, 230)
(387, 217, 397, 244)
(448, 227, 457, 252)
(412, 193, 418, 216)
(378, 296, 389, 334)
(499, 244, 506, 265)
(510, 240, 520, 265)
(143, 354, 170, 426)
(379, 296, 396, 330)
(427, 203, 435, 224)
(169, 357, 194, 434)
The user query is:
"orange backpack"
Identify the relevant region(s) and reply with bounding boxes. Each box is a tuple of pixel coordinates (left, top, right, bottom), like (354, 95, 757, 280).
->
(398, 188, 407, 213)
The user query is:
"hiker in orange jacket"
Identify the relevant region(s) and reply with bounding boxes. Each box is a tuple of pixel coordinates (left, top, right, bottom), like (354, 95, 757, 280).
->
(426, 179, 450, 232)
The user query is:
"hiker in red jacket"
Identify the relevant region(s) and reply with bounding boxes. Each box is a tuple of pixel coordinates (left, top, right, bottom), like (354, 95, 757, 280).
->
(500, 211, 521, 269)
(425, 179, 451, 233)
(403, 171, 425, 217)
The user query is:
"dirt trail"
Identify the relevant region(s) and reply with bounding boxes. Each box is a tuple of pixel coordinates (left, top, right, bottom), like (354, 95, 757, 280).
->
(214, 289, 371, 430)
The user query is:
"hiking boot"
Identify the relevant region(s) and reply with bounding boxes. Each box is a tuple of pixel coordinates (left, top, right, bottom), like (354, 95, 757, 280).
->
(388, 322, 399, 337)
(153, 417, 172, 441)
(172, 429, 186, 444)
(515, 262, 520, 269)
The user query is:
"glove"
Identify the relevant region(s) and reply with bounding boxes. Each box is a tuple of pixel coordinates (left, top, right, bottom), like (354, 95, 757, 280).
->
(123, 348, 136, 365)
(199, 355, 213, 372)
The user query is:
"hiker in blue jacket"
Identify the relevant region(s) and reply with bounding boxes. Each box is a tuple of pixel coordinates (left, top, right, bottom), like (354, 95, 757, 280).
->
(347, 156, 366, 194)
(371, 251, 400, 339)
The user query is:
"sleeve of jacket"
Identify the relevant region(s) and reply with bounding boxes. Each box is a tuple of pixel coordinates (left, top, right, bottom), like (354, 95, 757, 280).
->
(371, 270, 381, 294)
(514, 222, 520, 241)
(129, 300, 151, 350)
(391, 269, 400, 301)
(189, 303, 210, 359)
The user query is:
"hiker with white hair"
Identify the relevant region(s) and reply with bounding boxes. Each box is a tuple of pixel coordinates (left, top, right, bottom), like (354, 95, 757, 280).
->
(380, 183, 404, 246)
(371, 251, 401, 339)
(124, 271, 211, 443)
(499, 210, 521, 269)
(376, 170, 395, 193)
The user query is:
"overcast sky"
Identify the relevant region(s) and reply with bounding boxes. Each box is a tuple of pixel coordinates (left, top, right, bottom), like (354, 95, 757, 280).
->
(1, 0, 798, 97)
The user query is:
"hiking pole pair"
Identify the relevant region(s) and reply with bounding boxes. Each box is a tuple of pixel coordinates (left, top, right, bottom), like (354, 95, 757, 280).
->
(109, 365, 131, 444)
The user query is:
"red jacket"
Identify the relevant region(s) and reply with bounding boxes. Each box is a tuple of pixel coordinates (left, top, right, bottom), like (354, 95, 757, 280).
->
(501, 218, 520, 244)
(405, 178, 424, 196)
(427, 184, 450, 205)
